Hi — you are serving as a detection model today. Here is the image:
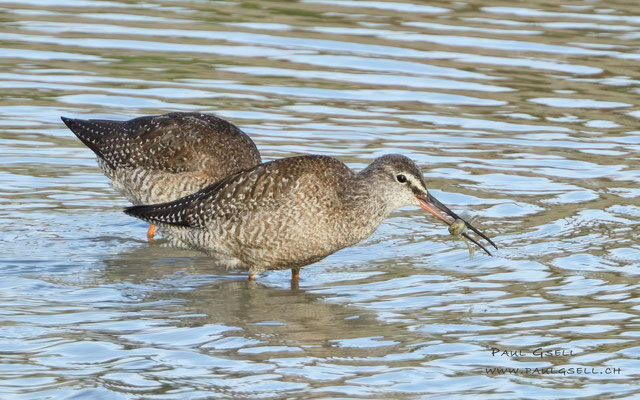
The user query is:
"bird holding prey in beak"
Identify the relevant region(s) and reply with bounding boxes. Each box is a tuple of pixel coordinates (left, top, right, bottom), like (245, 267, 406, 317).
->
(125, 154, 497, 282)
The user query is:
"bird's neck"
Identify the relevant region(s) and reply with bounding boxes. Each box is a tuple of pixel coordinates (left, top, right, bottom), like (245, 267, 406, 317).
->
(337, 170, 392, 245)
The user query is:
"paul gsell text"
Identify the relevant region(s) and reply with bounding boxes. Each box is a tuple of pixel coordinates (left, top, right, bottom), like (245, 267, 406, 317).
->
(491, 347, 573, 358)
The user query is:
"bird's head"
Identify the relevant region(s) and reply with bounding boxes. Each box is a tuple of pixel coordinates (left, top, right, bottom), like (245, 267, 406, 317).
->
(363, 154, 497, 255)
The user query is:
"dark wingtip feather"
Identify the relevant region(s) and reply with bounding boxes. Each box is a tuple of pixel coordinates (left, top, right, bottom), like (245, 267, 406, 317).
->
(124, 203, 191, 228)
(60, 116, 81, 133)
(124, 204, 159, 222)
(124, 204, 143, 218)
(61, 116, 111, 165)
(61, 116, 84, 139)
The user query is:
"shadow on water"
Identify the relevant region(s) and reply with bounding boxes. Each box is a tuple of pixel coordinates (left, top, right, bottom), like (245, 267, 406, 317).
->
(98, 244, 403, 354)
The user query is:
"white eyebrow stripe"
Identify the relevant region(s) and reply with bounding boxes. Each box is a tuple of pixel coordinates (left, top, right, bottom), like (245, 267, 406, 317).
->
(406, 175, 420, 187)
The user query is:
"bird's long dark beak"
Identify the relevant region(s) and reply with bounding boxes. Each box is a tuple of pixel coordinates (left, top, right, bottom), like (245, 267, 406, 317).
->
(415, 192, 498, 255)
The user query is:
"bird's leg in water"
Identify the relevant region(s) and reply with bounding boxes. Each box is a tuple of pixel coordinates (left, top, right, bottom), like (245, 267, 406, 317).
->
(289, 269, 300, 290)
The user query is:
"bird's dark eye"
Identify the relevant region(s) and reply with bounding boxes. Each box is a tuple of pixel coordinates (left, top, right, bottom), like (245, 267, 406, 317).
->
(396, 174, 407, 183)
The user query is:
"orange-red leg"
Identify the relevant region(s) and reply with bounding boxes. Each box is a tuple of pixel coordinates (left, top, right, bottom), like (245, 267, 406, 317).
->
(248, 273, 255, 281)
(291, 268, 300, 290)
(147, 224, 156, 240)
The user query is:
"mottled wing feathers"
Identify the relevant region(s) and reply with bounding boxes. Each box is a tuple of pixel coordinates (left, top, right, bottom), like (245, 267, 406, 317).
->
(183, 163, 277, 227)
(122, 171, 237, 228)
(124, 189, 204, 228)
(125, 155, 354, 229)
(124, 162, 277, 229)
(61, 112, 261, 173)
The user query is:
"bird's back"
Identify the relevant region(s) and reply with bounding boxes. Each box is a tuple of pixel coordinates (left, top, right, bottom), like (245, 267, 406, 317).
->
(62, 112, 262, 204)
(62, 112, 261, 173)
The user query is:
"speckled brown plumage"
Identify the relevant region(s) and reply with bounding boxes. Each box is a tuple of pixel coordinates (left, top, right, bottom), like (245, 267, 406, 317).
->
(125, 154, 497, 279)
(62, 112, 262, 206)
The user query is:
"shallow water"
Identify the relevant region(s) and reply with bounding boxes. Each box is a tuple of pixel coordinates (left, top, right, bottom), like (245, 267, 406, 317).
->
(1, 0, 639, 398)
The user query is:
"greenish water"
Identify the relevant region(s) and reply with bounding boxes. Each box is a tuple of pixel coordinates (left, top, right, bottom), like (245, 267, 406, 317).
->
(1, 1, 639, 399)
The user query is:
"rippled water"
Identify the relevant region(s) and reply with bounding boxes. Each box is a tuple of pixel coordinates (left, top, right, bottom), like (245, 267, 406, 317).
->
(1, 0, 639, 398)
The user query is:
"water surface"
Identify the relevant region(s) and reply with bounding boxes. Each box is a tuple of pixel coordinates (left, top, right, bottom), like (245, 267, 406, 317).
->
(1, 0, 639, 398)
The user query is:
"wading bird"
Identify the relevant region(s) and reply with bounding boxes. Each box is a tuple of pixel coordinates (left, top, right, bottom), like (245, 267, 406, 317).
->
(62, 112, 262, 239)
(125, 154, 497, 283)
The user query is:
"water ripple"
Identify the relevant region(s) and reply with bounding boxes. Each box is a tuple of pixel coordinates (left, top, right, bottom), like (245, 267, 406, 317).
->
(1, 0, 639, 398)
